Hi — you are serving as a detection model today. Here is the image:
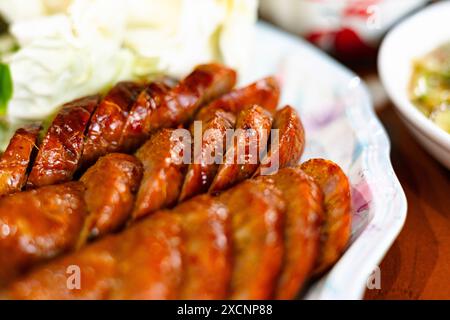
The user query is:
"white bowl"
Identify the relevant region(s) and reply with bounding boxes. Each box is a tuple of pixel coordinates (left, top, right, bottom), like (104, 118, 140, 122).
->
(378, 1, 450, 169)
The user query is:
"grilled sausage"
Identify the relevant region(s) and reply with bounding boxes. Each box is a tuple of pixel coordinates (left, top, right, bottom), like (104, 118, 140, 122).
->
(81, 83, 144, 167)
(5, 235, 119, 299)
(78, 153, 144, 245)
(146, 64, 237, 130)
(110, 213, 183, 299)
(301, 159, 352, 275)
(254, 106, 305, 176)
(0, 124, 40, 196)
(175, 195, 231, 299)
(195, 76, 280, 120)
(132, 129, 189, 220)
(27, 95, 100, 188)
(179, 77, 280, 201)
(179, 109, 236, 201)
(118, 81, 171, 152)
(0, 182, 87, 286)
(257, 167, 324, 299)
(219, 179, 285, 300)
(5, 212, 182, 299)
(209, 105, 273, 193)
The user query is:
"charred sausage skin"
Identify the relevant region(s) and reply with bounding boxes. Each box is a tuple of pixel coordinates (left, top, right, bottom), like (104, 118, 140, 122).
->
(81, 83, 143, 167)
(118, 81, 172, 152)
(0, 124, 40, 196)
(27, 95, 100, 188)
(147, 64, 237, 130)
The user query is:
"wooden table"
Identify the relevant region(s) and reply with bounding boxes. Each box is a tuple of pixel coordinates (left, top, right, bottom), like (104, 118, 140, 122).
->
(363, 103, 450, 299)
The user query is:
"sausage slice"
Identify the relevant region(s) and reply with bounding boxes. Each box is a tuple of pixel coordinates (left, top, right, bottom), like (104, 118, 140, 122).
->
(82, 83, 143, 167)
(146, 64, 237, 130)
(111, 213, 183, 299)
(209, 105, 273, 193)
(27, 95, 100, 188)
(195, 76, 280, 120)
(257, 167, 324, 299)
(254, 106, 305, 176)
(132, 129, 189, 220)
(219, 179, 285, 299)
(118, 81, 171, 152)
(175, 195, 231, 299)
(0, 182, 87, 286)
(78, 153, 143, 245)
(301, 159, 352, 275)
(0, 124, 40, 196)
(179, 109, 236, 201)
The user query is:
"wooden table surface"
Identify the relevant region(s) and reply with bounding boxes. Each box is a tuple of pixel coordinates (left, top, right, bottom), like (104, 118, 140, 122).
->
(363, 103, 450, 299)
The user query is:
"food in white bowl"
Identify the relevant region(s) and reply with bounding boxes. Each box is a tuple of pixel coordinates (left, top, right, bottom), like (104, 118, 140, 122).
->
(379, 1, 450, 169)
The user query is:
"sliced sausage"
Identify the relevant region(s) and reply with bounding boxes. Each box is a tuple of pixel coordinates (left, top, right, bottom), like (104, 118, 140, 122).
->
(175, 195, 231, 299)
(146, 64, 237, 130)
(132, 129, 189, 220)
(5, 212, 183, 300)
(4, 238, 118, 299)
(81, 83, 144, 167)
(195, 76, 280, 120)
(118, 81, 172, 152)
(0, 182, 87, 286)
(219, 179, 285, 300)
(78, 153, 143, 246)
(254, 106, 305, 176)
(110, 213, 183, 300)
(0, 124, 40, 196)
(257, 167, 324, 299)
(301, 159, 352, 275)
(209, 105, 273, 194)
(179, 109, 236, 201)
(27, 95, 99, 188)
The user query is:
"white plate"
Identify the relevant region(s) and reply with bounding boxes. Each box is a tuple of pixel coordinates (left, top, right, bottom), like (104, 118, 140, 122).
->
(248, 22, 407, 299)
(378, 1, 450, 169)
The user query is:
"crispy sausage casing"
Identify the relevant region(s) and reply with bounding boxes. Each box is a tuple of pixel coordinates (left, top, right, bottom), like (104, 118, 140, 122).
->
(257, 167, 324, 299)
(0, 182, 87, 286)
(195, 76, 280, 120)
(147, 64, 237, 130)
(79, 153, 143, 243)
(219, 179, 285, 300)
(301, 159, 352, 275)
(210, 105, 273, 193)
(0, 124, 40, 196)
(27, 95, 100, 188)
(132, 129, 189, 220)
(82, 83, 143, 167)
(119, 81, 171, 152)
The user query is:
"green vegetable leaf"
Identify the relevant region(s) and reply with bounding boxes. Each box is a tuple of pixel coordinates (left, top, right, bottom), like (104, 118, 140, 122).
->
(0, 62, 12, 115)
